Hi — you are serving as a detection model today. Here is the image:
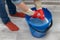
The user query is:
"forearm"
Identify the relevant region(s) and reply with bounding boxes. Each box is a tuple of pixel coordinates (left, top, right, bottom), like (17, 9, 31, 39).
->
(16, 2, 29, 12)
(34, 0, 42, 9)
(15, 2, 34, 15)
(11, 0, 29, 12)
(11, 0, 34, 15)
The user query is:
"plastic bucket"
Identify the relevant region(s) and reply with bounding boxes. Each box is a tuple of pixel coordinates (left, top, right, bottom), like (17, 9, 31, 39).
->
(25, 7, 52, 38)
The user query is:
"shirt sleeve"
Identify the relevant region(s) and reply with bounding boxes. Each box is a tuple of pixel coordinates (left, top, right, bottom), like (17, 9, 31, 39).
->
(11, 0, 22, 4)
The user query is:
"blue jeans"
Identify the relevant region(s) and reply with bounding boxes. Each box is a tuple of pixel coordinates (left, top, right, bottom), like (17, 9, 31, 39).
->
(0, 0, 18, 24)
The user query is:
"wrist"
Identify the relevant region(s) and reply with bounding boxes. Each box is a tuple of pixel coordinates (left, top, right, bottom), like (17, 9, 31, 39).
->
(25, 9, 34, 15)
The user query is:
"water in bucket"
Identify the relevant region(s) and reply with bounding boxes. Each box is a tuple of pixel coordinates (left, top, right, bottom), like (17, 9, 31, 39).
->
(29, 17, 49, 26)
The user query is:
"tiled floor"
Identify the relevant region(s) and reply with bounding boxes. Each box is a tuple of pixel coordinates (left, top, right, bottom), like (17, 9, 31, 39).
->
(0, 2, 60, 40)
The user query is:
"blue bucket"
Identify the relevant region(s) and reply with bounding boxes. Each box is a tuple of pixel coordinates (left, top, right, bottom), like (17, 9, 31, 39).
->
(25, 7, 53, 38)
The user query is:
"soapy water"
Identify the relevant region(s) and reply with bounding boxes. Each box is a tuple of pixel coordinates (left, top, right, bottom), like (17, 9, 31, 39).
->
(29, 17, 49, 26)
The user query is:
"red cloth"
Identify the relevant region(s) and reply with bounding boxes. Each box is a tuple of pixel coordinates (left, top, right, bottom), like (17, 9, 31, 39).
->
(32, 9, 45, 20)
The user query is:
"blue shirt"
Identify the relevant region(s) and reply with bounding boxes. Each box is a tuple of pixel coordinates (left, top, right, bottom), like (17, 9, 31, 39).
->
(11, 0, 22, 4)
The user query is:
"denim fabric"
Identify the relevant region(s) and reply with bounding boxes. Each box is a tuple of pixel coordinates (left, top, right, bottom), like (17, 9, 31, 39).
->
(0, 0, 22, 24)
(0, 0, 10, 24)
(6, 0, 16, 15)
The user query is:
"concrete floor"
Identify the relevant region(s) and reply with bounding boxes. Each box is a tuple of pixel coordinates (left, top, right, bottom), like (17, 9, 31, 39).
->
(0, 3, 60, 40)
